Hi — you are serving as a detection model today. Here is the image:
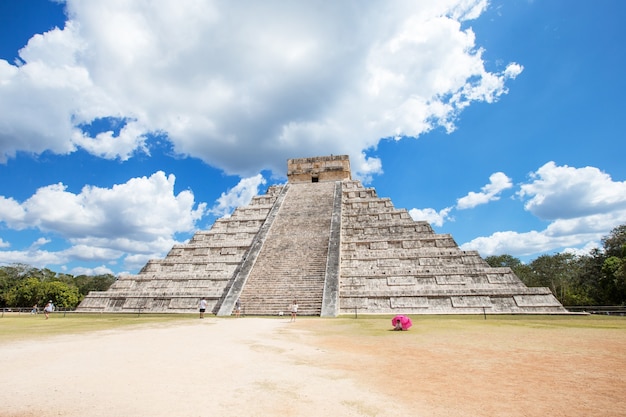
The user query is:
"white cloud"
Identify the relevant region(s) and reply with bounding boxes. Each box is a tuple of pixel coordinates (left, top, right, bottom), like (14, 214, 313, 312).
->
(0, 196, 26, 226)
(0, 0, 520, 179)
(0, 243, 122, 275)
(0, 238, 9, 248)
(0, 248, 68, 268)
(408, 171, 511, 227)
(460, 229, 602, 257)
(504, 62, 524, 78)
(0, 172, 206, 270)
(210, 174, 267, 218)
(562, 241, 600, 258)
(456, 172, 513, 209)
(352, 153, 383, 184)
(461, 162, 626, 257)
(518, 161, 626, 220)
(69, 265, 115, 276)
(30, 237, 51, 249)
(409, 207, 453, 227)
(4, 171, 206, 240)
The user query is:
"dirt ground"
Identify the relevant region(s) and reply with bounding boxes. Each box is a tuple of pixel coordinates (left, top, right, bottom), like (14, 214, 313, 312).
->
(1, 316, 625, 417)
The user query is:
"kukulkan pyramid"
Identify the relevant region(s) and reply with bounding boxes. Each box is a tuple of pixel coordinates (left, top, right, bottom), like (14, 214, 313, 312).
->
(78, 155, 567, 315)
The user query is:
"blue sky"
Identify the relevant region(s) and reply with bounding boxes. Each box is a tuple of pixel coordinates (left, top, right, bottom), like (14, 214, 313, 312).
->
(0, 0, 625, 276)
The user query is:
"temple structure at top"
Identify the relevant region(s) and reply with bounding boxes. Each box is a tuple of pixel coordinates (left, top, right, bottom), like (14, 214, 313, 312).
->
(78, 155, 567, 315)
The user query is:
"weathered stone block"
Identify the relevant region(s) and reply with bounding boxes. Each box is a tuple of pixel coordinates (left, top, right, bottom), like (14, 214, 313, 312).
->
(451, 296, 493, 308)
(387, 276, 417, 286)
(390, 297, 429, 308)
(514, 294, 562, 307)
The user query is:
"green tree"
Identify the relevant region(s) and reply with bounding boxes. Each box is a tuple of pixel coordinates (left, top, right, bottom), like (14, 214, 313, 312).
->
(601, 224, 626, 258)
(0, 268, 10, 307)
(29, 267, 59, 282)
(485, 254, 522, 268)
(40, 281, 81, 309)
(585, 225, 626, 305)
(4, 277, 44, 308)
(599, 256, 626, 305)
(485, 254, 533, 285)
(73, 274, 116, 297)
(0, 264, 105, 309)
(529, 253, 582, 304)
(568, 254, 597, 305)
(0, 264, 39, 307)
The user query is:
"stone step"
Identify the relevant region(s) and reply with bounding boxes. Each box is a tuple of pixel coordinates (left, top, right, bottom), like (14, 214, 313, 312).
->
(238, 182, 335, 315)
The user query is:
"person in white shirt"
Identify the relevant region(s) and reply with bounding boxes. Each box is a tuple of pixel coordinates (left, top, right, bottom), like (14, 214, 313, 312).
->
(290, 300, 298, 322)
(199, 298, 208, 318)
(44, 301, 54, 319)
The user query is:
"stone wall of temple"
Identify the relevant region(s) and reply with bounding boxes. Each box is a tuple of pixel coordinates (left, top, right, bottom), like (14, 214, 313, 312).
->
(77, 155, 567, 315)
(77, 185, 286, 313)
(287, 155, 351, 183)
(338, 180, 564, 314)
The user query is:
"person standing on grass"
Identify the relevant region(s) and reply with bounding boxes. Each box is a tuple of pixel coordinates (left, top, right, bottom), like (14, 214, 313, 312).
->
(290, 300, 298, 322)
(199, 298, 208, 319)
(44, 301, 54, 319)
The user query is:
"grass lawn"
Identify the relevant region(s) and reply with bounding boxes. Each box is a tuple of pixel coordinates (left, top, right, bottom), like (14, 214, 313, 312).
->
(2, 312, 624, 344)
(0, 312, 194, 344)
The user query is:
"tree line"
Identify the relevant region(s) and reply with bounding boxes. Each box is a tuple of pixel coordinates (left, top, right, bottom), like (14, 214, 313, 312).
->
(486, 224, 626, 306)
(0, 264, 116, 310)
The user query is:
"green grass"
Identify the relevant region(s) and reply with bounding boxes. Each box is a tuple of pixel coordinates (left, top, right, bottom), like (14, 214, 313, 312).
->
(2, 313, 624, 344)
(0, 312, 194, 344)
(324, 314, 626, 336)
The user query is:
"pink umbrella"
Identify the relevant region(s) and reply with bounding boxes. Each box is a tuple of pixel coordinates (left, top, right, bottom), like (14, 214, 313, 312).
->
(392, 315, 412, 330)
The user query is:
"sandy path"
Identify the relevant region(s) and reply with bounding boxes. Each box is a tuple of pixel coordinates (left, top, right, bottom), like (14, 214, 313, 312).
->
(0, 318, 407, 417)
(1, 317, 625, 417)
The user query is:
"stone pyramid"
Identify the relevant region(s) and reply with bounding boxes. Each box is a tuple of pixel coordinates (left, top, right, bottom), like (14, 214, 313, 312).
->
(78, 155, 567, 315)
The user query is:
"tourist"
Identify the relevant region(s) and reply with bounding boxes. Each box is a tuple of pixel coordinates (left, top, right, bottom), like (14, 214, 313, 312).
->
(43, 301, 54, 319)
(290, 300, 298, 322)
(235, 299, 241, 317)
(31, 304, 38, 314)
(199, 298, 207, 318)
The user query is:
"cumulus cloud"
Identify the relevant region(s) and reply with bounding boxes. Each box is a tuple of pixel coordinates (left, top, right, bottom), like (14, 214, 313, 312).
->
(518, 161, 626, 220)
(69, 265, 116, 276)
(408, 170, 512, 228)
(353, 153, 384, 184)
(461, 162, 626, 257)
(0, 172, 206, 270)
(562, 241, 601, 258)
(456, 172, 513, 209)
(0, 0, 520, 178)
(409, 207, 453, 227)
(209, 174, 268, 218)
(0, 243, 118, 276)
(459, 229, 601, 257)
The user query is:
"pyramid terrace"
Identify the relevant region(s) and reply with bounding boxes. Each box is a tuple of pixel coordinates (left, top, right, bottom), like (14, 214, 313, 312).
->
(78, 155, 567, 315)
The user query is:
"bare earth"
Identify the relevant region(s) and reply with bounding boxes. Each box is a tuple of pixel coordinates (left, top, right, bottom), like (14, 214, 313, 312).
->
(1, 317, 625, 417)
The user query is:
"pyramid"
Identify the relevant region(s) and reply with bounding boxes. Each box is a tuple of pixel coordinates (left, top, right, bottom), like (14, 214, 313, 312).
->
(78, 155, 567, 315)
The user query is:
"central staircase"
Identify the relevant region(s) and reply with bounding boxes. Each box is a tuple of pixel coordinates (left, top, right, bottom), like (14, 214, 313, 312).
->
(237, 182, 336, 315)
